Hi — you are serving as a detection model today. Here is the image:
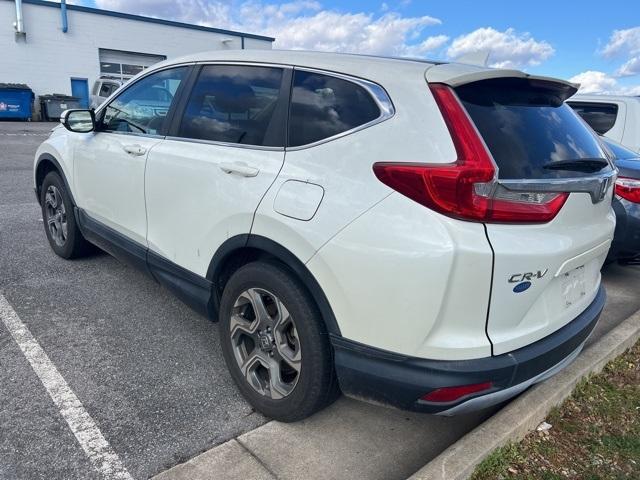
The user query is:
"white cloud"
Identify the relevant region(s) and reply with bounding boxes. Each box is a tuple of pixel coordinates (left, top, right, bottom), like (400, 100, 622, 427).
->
(601, 26, 640, 58)
(569, 70, 640, 95)
(95, 0, 234, 25)
(268, 11, 441, 55)
(616, 56, 640, 77)
(88, 2, 560, 69)
(571, 26, 640, 93)
(569, 71, 618, 94)
(599, 26, 640, 79)
(447, 27, 554, 68)
(400, 34, 449, 57)
(94, 0, 444, 56)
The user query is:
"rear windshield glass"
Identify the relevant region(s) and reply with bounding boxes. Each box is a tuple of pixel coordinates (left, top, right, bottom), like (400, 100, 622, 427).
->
(567, 102, 618, 135)
(456, 78, 609, 179)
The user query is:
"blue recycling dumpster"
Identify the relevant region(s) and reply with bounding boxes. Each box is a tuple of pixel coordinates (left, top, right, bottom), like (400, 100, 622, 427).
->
(0, 84, 34, 121)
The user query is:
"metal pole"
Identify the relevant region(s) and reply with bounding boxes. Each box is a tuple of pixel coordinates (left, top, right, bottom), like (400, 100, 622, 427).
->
(61, 0, 68, 33)
(14, 0, 25, 34)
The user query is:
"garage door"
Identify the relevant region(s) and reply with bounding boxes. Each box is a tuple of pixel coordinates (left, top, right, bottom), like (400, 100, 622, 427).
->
(99, 49, 166, 81)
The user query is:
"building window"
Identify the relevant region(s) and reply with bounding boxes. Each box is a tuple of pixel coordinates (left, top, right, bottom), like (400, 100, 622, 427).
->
(100, 62, 121, 75)
(122, 64, 145, 76)
(98, 49, 166, 81)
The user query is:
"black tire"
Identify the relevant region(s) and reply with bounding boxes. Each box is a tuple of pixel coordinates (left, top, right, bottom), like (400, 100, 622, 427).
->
(40, 171, 92, 259)
(219, 261, 339, 422)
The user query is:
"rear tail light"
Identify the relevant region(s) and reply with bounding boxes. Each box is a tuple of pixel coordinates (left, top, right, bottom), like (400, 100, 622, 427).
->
(420, 381, 494, 403)
(372, 83, 568, 223)
(615, 177, 640, 203)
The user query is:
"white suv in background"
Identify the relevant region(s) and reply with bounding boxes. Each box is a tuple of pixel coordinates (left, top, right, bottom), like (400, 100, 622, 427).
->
(34, 51, 616, 421)
(568, 94, 640, 152)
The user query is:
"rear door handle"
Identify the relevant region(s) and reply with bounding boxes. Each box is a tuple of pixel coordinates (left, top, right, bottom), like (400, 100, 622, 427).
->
(219, 162, 259, 177)
(123, 144, 147, 156)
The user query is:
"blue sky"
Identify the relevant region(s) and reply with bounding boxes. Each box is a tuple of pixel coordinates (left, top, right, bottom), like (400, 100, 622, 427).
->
(369, 0, 635, 76)
(74, 0, 640, 94)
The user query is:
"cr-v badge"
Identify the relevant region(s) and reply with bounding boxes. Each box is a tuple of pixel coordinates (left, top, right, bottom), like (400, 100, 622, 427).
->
(509, 269, 548, 293)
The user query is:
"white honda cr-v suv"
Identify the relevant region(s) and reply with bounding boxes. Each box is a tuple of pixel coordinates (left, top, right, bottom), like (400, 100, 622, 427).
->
(34, 50, 616, 422)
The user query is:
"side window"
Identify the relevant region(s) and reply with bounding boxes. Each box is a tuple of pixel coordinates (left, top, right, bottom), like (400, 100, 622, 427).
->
(101, 67, 187, 135)
(178, 65, 284, 147)
(567, 102, 619, 135)
(288, 71, 381, 147)
(99, 83, 116, 97)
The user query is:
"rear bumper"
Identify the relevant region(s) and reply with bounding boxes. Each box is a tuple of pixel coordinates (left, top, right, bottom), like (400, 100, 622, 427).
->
(332, 285, 605, 414)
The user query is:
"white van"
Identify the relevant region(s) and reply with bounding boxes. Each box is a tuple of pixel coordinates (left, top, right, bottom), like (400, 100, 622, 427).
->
(568, 94, 640, 152)
(89, 77, 123, 109)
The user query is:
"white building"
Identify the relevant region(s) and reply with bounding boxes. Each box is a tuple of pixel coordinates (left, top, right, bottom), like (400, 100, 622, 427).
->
(1, 0, 274, 117)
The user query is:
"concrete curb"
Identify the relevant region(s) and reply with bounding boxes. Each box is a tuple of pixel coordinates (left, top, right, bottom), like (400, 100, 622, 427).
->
(153, 439, 276, 480)
(407, 308, 640, 480)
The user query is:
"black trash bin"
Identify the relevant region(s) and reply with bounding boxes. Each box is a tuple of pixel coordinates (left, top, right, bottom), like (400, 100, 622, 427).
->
(0, 84, 34, 121)
(39, 94, 82, 121)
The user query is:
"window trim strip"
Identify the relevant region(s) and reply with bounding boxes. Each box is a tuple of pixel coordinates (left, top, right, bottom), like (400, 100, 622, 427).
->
(162, 135, 285, 151)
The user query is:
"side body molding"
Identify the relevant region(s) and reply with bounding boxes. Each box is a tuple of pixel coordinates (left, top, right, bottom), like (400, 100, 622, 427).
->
(76, 208, 215, 319)
(75, 208, 340, 336)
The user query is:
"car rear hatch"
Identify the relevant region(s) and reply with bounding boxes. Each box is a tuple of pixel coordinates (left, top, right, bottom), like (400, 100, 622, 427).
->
(426, 64, 617, 355)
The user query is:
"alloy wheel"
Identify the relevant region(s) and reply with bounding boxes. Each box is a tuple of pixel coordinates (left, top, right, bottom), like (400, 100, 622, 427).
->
(229, 288, 301, 399)
(44, 185, 67, 247)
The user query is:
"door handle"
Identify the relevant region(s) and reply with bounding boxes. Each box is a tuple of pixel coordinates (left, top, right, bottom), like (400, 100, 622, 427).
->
(219, 162, 259, 177)
(123, 144, 146, 156)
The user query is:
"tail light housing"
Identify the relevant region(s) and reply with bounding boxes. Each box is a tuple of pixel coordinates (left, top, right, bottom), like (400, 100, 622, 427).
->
(615, 177, 640, 203)
(372, 83, 568, 223)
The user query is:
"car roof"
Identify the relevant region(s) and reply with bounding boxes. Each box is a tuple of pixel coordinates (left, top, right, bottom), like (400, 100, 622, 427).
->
(614, 157, 640, 178)
(144, 50, 450, 83)
(142, 49, 574, 92)
(163, 49, 444, 71)
(601, 136, 631, 152)
(599, 136, 640, 177)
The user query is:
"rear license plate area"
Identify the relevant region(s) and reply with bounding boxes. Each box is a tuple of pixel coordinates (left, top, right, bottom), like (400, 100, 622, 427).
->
(561, 265, 586, 309)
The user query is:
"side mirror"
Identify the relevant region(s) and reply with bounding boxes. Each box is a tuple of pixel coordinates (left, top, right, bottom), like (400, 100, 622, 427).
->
(61, 109, 95, 133)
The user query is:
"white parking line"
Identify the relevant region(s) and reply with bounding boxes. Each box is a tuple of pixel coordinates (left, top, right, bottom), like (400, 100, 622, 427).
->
(0, 294, 134, 480)
(0, 133, 49, 136)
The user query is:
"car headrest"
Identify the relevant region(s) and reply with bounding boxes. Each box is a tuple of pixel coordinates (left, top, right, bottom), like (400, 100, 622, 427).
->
(211, 83, 257, 113)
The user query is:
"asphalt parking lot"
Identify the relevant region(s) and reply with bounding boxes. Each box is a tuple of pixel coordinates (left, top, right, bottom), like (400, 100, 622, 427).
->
(1, 122, 639, 480)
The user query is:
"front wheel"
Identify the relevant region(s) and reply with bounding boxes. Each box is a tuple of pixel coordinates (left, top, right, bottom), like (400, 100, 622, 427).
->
(219, 261, 339, 422)
(40, 171, 92, 259)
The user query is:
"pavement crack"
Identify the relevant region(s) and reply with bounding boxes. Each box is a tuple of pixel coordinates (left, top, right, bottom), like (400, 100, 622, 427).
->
(236, 438, 280, 480)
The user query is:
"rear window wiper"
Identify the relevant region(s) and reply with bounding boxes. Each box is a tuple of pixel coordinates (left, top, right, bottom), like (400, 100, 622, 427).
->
(542, 158, 609, 173)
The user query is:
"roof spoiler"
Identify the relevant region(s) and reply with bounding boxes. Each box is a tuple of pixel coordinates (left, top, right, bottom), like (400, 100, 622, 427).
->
(425, 63, 579, 100)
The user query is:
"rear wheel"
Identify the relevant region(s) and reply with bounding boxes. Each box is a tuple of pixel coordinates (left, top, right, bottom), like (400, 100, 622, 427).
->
(40, 171, 91, 259)
(219, 261, 338, 422)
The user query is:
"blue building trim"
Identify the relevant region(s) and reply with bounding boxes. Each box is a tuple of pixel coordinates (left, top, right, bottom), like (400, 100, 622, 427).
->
(17, 0, 275, 42)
